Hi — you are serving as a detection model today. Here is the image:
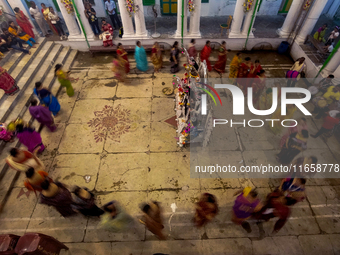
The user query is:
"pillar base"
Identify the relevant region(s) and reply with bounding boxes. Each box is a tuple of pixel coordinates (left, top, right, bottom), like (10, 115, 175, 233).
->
(228, 32, 248, 38)
(135, 31, 151, 39)
(276, 28, 290, 38)
(122, 33, 137, 39)
(85, 36, 96, 42)
(241, 32, 254, 38)
(173, 30, 188, 38)
(295, 35, 306, 44)
(188, 32, 201, 38)
(321, 69, 333, 77)
(67, 34, 86, 41)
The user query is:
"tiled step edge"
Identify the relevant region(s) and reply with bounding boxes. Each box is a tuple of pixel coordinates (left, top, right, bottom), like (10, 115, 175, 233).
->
(9, 37, 47, 76)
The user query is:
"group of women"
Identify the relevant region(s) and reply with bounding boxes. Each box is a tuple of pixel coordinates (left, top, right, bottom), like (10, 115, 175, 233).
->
(232, 180, 306, 235)
(13, 3, 63, 39)
(228, 52, 267, 106)
(10, 1, 61, 39)
(112, 39, 244, 81)
(0, 63, 75, 149)
(313, 24, 339, 52)
(112, 41, 163, 82)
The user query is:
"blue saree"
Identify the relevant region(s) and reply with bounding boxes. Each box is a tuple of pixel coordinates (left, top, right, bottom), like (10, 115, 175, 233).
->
(135, 46, 148, 72)
(34, 88, 61, 116)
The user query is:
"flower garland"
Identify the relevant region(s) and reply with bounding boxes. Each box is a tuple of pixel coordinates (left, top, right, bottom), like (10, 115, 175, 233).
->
(60, 0, 74, 14)
(243, 0, 254, 12)
(125, 0, 135, 17)
(303, 0, 311, 10)
(188, 0, 195, 13)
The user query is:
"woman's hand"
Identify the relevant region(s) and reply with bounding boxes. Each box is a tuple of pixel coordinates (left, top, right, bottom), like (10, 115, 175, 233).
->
(33, 146, 40, 156)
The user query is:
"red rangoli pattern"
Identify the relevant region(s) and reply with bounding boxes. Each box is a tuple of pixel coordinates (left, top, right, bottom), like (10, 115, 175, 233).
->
(87, 105, 132, 143)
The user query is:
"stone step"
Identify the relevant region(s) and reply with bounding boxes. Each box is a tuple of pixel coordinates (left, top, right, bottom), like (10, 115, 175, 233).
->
(0, 41, 54, 123)
(0, 46, 78, 213)
(6, 44, 64, 125)
(0, 38, 47, 107)
(41, 46, 71, 92)
(7, 37, 47, 81)
(50, 49, 77, 96)
(0, 46, 69, 156)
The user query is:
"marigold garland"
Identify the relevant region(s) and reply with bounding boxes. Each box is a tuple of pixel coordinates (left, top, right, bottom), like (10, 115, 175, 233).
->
(125, 0, 135, 17)
(60, 0, 74, 14)
(243, 0, 254, 12)
(303, 0, 311, 10)
(188, 0, 195, 12)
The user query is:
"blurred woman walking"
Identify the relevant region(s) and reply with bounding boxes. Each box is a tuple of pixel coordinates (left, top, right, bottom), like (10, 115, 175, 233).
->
(55, 64, 74, 97)
(151, 42, 163, 73)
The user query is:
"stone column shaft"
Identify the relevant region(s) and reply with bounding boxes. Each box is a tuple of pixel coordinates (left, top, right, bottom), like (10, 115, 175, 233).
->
(117, 0, 135, 38)
(188, 0, 201, 38)
(323, 47, 340, 74)
(229, 0, 245, 38)
(277, 0, 304, 37)
(74, 0, 95, 41)
(134, 0, 149, 38)
(175, 0, 188, 38)
(296, 0, 328, 44)
(241, 0, 260, 38)
(55, 0, 83, 41)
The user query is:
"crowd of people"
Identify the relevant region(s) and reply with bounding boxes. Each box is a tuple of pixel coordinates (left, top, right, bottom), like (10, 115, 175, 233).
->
(0, 1, 339, 241)
(313, 24, 339, 53)
(2, 140, 312, 238)
(0, 62, 74, 144)
(1, 41, 336, 241)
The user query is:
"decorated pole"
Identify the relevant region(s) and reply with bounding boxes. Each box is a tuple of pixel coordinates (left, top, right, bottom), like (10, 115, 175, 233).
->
(70, 0, 90, 48)
(315, 40, 340, 78)
(244, 0, 260, 49)
(181, 0, 185, 46)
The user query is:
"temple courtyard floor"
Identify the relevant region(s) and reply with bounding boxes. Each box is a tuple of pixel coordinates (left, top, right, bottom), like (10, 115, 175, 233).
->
(1, 50, 340, 255)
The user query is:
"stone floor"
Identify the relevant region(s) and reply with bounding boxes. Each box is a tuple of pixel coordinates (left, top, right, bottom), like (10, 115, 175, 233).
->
(1, 50, 340, 255)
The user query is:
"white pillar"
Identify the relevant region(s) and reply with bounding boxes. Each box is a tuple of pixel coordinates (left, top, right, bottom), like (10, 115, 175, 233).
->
(241, 0, 260, 38)
(74, 0, 95, 41)
(55, 0, 84, 41)
(117, 0, 135, 38)
(175, 0, 188, 38)
(296, 0, 328, 44)
(277, 0, 304, 37)
(229, 0, 245, 38)
(7, 0, 39, 37)
(188, 0, 201, 38)
(326, 0, 340, 18)
(323, 47, 340, 74)
(134, 0, 149, 38)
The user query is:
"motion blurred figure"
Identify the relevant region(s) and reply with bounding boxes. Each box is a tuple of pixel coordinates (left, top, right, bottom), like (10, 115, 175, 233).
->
(232, 187, 262, 233)
(29, 99, 56, 132)
(71, 186, 104, 217)
(194, 193, 218, 227)
(40, 180, 77, 217)
(140, 201, 166, 240)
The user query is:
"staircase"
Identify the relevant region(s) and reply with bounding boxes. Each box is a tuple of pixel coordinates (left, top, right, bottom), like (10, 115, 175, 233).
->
(0, 37, 78, 211)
